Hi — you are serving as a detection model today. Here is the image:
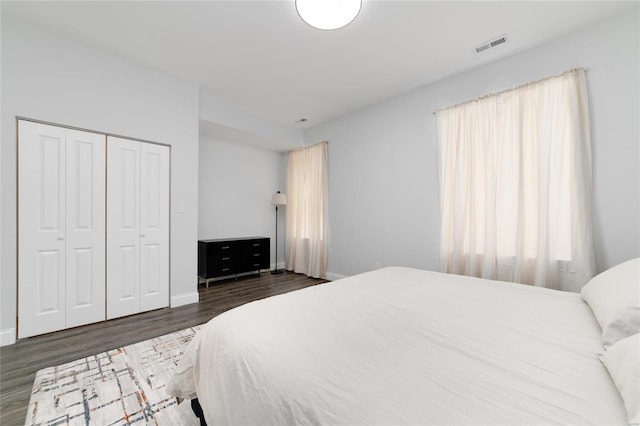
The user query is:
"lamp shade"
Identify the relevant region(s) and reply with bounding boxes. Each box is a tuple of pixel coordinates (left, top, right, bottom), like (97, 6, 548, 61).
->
(296, 0, 362, 30)
(272, 192, 287, 206)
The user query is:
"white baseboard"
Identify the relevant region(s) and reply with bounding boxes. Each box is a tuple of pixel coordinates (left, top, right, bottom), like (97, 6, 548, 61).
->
(171, 292, 199, 308)
(0, 328, 16, 346)
(270, 262, 286, 271)
(325, 272, 348, 281)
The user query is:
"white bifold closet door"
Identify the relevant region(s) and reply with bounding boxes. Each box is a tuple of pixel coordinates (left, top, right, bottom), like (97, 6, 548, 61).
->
(18, 121, 106, 338)
(107, 136, 169, 319)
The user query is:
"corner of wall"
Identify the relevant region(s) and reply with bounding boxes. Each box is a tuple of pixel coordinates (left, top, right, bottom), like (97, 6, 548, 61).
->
(325, 272, 348, 281)
(170, 292, 199, 308)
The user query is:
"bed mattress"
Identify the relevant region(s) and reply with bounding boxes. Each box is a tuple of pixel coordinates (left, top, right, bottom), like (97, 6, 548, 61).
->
(167, 267, 627, 425)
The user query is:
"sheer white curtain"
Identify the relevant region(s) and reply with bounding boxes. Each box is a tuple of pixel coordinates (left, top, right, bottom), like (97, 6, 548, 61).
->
(286, 142, 328, 278)
(436, 69, 595, 292)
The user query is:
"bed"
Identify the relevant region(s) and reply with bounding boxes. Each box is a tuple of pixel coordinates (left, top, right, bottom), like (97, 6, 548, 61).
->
(167, 261, 639, 425)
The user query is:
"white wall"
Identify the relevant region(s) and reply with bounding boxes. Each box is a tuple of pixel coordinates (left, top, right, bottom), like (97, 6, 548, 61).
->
(198, 137, 287, 269)
(1, 15, 200, 345)
(200, 90, 304, 152)
(306, 11, 639, 280)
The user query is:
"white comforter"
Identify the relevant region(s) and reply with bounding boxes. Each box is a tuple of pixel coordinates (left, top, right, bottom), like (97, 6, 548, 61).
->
(167, 267, 627, 425)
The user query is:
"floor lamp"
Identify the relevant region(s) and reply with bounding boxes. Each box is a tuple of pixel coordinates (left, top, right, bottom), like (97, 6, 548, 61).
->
(271, 191, 287, 274)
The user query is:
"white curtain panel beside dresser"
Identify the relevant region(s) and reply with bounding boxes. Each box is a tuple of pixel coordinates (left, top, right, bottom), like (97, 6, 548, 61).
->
(285, 141, 328, 279)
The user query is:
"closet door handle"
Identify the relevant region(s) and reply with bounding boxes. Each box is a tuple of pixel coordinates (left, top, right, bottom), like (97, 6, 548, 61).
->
(57, 236, 65, 241)
(140, 233, 146, 237)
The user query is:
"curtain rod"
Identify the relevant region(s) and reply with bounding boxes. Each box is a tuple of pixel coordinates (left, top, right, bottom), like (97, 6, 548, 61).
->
(432, 67, 589, 115)
(290, 140, 328, 153)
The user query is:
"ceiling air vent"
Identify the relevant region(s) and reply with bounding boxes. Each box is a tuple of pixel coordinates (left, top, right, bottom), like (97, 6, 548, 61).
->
(490, 36, 507, 47)
(475, 34, 508, 54)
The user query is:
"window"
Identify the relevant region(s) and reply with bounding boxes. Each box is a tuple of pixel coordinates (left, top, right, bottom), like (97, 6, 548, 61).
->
(435, 69, 595, 291)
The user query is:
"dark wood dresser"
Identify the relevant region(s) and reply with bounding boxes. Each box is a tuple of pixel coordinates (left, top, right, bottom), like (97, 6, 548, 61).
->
(198, 237, 270, 287)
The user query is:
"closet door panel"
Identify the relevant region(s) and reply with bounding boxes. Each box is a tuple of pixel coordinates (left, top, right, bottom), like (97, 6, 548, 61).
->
(18, 121, 67, 338)
(140, 143, 170, 311)
(66, 130, 106, 327)
(107, 137, 141, 319)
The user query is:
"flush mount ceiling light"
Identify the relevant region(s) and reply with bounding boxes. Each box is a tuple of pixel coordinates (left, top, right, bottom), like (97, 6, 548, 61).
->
(296, 0, 362, 30)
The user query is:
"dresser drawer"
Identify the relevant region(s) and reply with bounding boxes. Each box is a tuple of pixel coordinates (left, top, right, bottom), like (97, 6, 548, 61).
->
(241, 239, 270, 270)
(242, 252, 266, 270)
(199, 240, 236, 278)
(209, 249, 235, 267)
(209, 242, 235, 256)
(212, 253, 235, 268)
(210, 264, 235, 277)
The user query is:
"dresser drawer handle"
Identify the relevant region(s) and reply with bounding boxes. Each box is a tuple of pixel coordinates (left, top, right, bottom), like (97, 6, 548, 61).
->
(222, 257, 230, 261)
(222, 268, 230, 272)
(253, 263, 260, 267)
(221, 246, 230, 250)
(253, 253, 260, 257)
(253, 243, 260, 247)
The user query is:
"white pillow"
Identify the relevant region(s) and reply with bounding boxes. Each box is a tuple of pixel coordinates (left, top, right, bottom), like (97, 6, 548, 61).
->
(581, 258, 640, 347)
(599, 333, 639, 425)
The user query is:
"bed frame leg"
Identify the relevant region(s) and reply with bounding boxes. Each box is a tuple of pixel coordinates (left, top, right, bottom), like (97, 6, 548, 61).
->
(191, 398, 207, 426)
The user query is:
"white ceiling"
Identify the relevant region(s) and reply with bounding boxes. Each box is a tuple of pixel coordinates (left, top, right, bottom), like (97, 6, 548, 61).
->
(3, 1, 638, 129)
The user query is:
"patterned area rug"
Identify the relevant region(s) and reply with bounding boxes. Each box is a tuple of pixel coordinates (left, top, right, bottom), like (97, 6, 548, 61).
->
(26, 325, 201, 425)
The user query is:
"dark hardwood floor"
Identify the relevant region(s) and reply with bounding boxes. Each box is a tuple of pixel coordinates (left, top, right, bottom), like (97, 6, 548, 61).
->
(0, 271, 328, 425)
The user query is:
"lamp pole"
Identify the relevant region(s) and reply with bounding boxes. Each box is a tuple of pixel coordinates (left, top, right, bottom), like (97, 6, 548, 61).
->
(272, 191, 285, 274)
